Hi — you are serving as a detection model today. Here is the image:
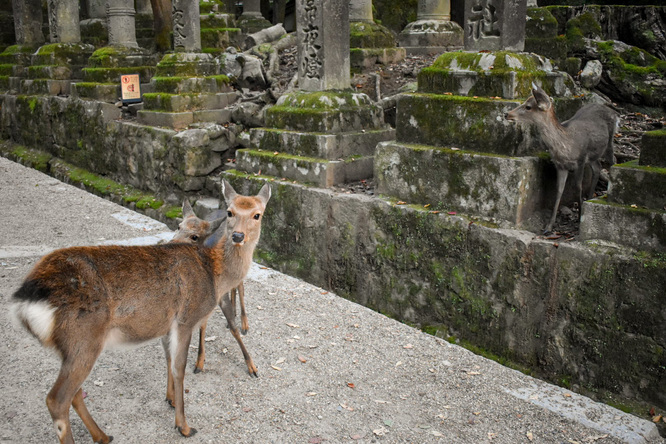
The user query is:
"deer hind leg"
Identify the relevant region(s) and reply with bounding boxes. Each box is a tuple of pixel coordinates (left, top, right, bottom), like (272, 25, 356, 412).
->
(47, 347, 106, 444)
(170, 325, 197, 437)
(585, 160, 602, 200)
(237, 283, 249, 335)
(220, 292, 258, 377)
(545, 168, 569, 233)
(161, 336, 175, 407)
(229, 288, 237, 325)
(193, 320, 208, 374)
(72, 388, 112, 444)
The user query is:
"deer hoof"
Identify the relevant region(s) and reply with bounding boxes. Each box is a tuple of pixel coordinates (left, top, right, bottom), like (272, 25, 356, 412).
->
(95, 436, 113, 444)
(193, 366, 203, 374)
(241, 328, 248, 335)
(176, 426, 197, 437)
(165, 398, 175, 409)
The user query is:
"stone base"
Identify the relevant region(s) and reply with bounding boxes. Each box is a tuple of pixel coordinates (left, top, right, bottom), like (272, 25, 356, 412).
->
(375, 141, 549, 230)
(237, 149, 374, 188)
(20, 79, 71, 96)
(351, 47, 406, 69)
(236, 13, 272, 34)
(580, 199, 666, 252)
(607, 161, 666, 211)
(398, 20, 463, 54)
(418, 51, 575, 100)
(142, 91, 238, 112)
(266, 91, 385, 133)
(251, 127, 395, 159)
(400, 45, 463, 56)
(137, 110, 194, 130)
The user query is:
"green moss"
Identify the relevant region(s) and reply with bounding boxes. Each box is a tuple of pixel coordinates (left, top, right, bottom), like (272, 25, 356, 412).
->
(565, 12, 602, 52)
(11, 146, 52, 172)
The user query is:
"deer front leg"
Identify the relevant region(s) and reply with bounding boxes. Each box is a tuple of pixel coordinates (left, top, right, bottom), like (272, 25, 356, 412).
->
(220, 292, 258, 377)
(545, 167, 569, 233)
(170, 327, 197, 437)
(194, 320, 208, 374)
(161, 336, 175, 407)
(237, 282, 249, 335)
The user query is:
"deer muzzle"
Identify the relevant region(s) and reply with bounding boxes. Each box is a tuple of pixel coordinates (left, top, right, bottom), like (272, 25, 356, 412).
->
(232, 232, 245, 244)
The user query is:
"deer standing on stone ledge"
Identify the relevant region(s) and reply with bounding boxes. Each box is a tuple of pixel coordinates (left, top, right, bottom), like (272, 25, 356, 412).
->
(11, 180, 270, 444)
(505, 84, 618, 233)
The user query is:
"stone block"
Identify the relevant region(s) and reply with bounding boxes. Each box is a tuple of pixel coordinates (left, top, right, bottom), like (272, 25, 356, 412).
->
(524, 36, 568, 62)
(193, 197, 221, 220)
(266, 91, 384, 133)
(640, 129, 666, 167)
(71, 82, 119, 102)
(81, 66, 156, 83)
(580, 199, 666, 252)
(250, 127, 395, 159)
(20, 79, 71, 95)
(418, 51, 575, 99)
(350, 21, 396, 48)
(350, 48, 406, 69)
(193, 108, 232, 124)
(463, 0, 527, 51)
(26, 65, 72, 80)
(137, 110, 194, 129)
(398, 19, 464, 54)
(154, 52, 220, 77)
(374, 141, 548, 229)
(152, 75, 234, 94)
(237, 149, 374, 187)
(607, 161, 666, 211)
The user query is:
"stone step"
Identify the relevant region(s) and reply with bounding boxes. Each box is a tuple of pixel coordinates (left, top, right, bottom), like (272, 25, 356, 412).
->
(374, 141, 551, 230)
(152, 75, 234, 94)
(0, 75, 8, 91)
(20, 79, 71, 95)
(201, 28, 242, 50)
(31, 43, 94, 67)
(236, 148, 374, 188)
(200, 13, 235, 28)
(26, 65, 73, 80)
(142, 91, 237, 112)
(137, 110, 194, 130)
(250, 127, 395, 159)
(607, 161, 666, 212)
(193, 108, 232, 125)
(0, 64, 22, 76)
(81, 66, 156, 83)
(71, 82, 120, 102)
(580, 199, 666, 252)
(154, 52, 219, 77)
(350, 47, 406, 69)
(395, 93, 584, 157)
(639, 129, 666, 167)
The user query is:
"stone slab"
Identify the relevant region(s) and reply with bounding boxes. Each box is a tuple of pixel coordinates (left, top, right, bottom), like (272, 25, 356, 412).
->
(236, 149, 374, 187)
(374, 141, 548, 229)
(193, 108, 232, 124)
(607, 161, 666, 212)
(71, 82, 120, 102)
(136, 110, 193, 129)
(639, 129, 666, 167)
(350, 47, 406, 69)
(143, 92, 237, 112)
(250, 127, 395, 159)
(580, 199, 666, 252)
(20, 79, 71, 95)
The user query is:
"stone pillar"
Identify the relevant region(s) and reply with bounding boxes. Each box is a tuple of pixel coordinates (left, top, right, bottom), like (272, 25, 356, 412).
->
(297, 0, 350, 91)
(349, 0, 372, 22)
(238, 0, 273, 33)
(398, 0, 463, 55)
(172, 0, 201, 51)
(87, 0, 107, 19)
(47, 0, 82, 43)
(463, 0, 527, 51)
(12, 0, 45, 46)
(106, 0, 139, 47)
(135, 0, 153, 15)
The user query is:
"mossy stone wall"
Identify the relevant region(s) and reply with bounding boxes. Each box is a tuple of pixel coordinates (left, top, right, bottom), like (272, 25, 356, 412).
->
(224, 173, 666, 410)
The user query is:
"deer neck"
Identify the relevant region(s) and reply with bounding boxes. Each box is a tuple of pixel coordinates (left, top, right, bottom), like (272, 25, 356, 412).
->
(537, 111, 575, 162)
(209, 235, 254, 294)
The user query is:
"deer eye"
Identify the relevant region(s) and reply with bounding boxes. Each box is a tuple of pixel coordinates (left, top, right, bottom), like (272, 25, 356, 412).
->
(525, 105, 532, 110)
(190, 235, 199, 241)
(253, 213, 261, 220)
(227, 211, 233, 218)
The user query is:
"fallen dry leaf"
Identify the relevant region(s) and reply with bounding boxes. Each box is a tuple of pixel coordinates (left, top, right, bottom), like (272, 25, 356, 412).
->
(432, 430, 444, 437)
(526, 431, 534, 441)
(286, 323, 300, 328)
(373, 428, 386, 436)
(652, 415, 663, 423)
(271, 365, 282, 371)
(347, 382, 356, 389)
(298, 355, 307, 363)
(403, 343, 414, 349)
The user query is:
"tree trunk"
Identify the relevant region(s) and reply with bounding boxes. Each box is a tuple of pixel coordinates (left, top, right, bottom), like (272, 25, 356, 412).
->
(150, 0, 172, 52)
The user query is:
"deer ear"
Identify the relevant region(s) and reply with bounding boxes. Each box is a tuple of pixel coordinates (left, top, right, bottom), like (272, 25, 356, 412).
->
(208, 217, 226, 233)
(221, 180, 238, 204)
(532, 85, 551, 111)
(182, 199, 195, 218)
(257, 182, 271, 205)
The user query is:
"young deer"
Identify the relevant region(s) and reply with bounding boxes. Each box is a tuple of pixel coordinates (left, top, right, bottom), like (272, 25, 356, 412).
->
(11, 180, 270, 444)
(506, 84, 617, 233)
(171, 199, 251, 374)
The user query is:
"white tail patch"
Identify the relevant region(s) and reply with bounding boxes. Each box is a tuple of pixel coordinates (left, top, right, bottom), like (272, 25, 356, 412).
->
(11, 300, 56, 343)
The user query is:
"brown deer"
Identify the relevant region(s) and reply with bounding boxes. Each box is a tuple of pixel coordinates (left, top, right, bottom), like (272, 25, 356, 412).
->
(171, 199, 251, 374)
(11, 180, 270, 444)
(505, 84, 617, 233)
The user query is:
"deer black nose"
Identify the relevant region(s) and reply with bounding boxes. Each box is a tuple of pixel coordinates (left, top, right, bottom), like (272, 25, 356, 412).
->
(232, 232, 245, 243)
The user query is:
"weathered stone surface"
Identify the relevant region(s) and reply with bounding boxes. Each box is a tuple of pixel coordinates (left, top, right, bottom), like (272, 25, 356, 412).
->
(398, 19, 463, 53)
(12, 0, 44, 45)
(580, 199, 666, 252)
(137, 110, 194, 129)
(223, 173, 666, 409)
(579, 59, 603, 89)
(640, 129, 666, 168)
(172, 0, 202, 51)
(463, 0, 527, 51)
(375, 141, 548, 230)
(47, 0, 82, 43)
(243, 23, 286, 50)
(607, 161, 666, 212)
(297, 0, 350, 91)
(106, 0, 139, 48)
(171, 128, 222, 176)
(418, 51, 575, 99)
